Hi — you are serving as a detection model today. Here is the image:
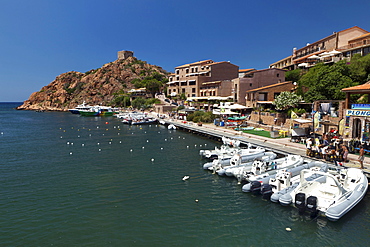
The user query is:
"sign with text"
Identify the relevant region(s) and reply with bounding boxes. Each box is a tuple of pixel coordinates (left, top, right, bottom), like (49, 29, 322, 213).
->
(346, 109, 370, 116)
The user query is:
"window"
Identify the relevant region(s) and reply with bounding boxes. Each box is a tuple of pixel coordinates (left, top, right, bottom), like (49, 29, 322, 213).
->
(182, 88, 185, 94)
(277, 73, 279, 77)
(192, 88, 196, 93)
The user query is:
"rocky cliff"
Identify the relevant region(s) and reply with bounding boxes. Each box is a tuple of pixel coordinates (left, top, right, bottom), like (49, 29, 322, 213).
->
(17, 56, 168, 111)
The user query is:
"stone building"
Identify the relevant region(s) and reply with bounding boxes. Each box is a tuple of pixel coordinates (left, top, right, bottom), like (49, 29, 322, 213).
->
(231, 68, 286, 105)
(117, 50, 134, 60)
(269, 26, 369, 70)
(166, 60, 239, 98)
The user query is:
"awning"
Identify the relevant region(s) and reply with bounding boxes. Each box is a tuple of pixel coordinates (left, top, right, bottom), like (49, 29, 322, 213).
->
(293, 119, 312, 123)
(212, 109, 238, 115)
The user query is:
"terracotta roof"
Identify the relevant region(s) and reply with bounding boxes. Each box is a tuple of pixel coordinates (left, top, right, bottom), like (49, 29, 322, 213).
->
(342, 81, 370, 92)
(239, 69, 255, 73)
(338, 26, 368, 34)
(246, 81, 294, 93)
(293, 50, 325, 62)
(176, 60, 213, 68)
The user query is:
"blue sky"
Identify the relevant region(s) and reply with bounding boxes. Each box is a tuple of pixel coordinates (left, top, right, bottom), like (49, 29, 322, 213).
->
(1, 0, 370, 102)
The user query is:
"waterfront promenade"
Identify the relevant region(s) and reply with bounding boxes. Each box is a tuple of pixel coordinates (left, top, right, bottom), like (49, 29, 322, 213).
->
(161, 118, 370, 177)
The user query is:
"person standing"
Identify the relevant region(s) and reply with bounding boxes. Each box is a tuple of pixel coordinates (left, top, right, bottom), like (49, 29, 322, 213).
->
(358, 145, 365, 169)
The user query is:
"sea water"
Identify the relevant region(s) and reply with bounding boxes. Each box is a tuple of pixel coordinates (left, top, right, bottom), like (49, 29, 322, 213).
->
(0, 102, 369, 246)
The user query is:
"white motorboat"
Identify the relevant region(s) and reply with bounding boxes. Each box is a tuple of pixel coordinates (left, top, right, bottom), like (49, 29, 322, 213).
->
(239, 155, 304, 184)
(219, 152, 277, 176)
(278, 167, 368, 220)
(202, 147, 266, 170)
(68, 101, 93, 114)
(269, 161, 329, 202)
(168, 124, 176, 130)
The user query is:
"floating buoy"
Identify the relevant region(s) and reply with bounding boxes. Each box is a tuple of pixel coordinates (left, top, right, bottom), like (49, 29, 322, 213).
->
(109, 142, 112, 144)
(67, 142, 70, 145)
(89, 134, 92, 136)
(165, 139, 167, 141)
(105, 122, 109, 124)
(71, 143, 73, 145)
(205, 144, 207, 146)
(118, 133, 120, 135)
(142, 147, 145, 149)
(151, 158, 154, 162)
(69, 152, 73, 155)
(182, 176, 190, 181)
(99, 149, 101, 152)
(187, 146, 189, 148)
(130, 149, 133, 152)
(161, 147, 163, 150)
(146, 140, 149, 142)
(82, 144, 85, 146)
(195, 199, 199, 203)
(194, 144, 197, 147)
(60, 136, 63, 138)
(78, 135, 80, 138)
(286, 228, 291, 232)
(119, 141, 122, 143)
(77, 129, 80, 131)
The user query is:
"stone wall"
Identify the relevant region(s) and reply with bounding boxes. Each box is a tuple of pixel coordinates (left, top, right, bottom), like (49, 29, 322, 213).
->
(117, 50, 134, 60)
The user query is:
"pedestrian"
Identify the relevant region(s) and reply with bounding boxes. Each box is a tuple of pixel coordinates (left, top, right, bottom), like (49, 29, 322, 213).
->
(358, 145, 365, 169)
(305, 138, 311, 156)
(342, 145, 349, 162)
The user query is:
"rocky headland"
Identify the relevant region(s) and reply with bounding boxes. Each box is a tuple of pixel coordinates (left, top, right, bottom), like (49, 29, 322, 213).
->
(17, 56, 168, 111)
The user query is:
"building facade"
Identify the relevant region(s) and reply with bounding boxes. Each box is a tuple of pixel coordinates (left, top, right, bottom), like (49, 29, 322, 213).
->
(269, 26, 369, 70)
(166, 60, 239, 98)
(244, 81, 296, 109)
(232, 68, 286, 105)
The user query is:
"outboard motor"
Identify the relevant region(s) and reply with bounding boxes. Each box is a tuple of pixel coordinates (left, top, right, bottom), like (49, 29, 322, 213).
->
(306, 196, 318, 218)
(261, 184, 273, 200)
(295, 193, 306, 214)
(250, 181, 262, 195)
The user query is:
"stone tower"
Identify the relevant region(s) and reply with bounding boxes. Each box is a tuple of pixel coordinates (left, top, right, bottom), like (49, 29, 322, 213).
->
(117, 50, 134, 60)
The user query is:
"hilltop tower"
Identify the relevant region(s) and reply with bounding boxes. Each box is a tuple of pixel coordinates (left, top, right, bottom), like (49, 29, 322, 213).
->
(117, 50, 134, 60)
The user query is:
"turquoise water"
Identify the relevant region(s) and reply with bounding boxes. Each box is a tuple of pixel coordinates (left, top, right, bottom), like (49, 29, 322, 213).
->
(0, 102, 369, 246)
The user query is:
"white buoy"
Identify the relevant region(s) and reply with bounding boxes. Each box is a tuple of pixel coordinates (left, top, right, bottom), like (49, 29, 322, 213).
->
(69, 152, 73, 155)
(97, 143, 100, 145)
(118, 133, 120, 135)
(109, 142, 112, 144)
(89, 134, 92, 136)
(71, 143, 74, 146)
(78, 135, 80, 138)
(194, 144, 197, 147)
(187, 146, 189, 148)
(161, 147, 163, 150)
(67, 142, 70, 145)
(171, 137, 173, 140)
(119, 141, 122, 143)
(99, 149, 101, 152)
(130, 149, 133, 152)
(205, 144, 207, 146)
(182, 176, 190, 181)
(147, 140, 149, 142)
(1, 132, 3, 135)
(200, 144, 202, 147)
(60, 136, 63, 138)
(82, 144, 85, 147)
(286, 228, 291, 232)
(151, 158, 154, 162)
(142, 147, 145, 149)
(165, 139, 167, 141)
(195, 199, 199, 203)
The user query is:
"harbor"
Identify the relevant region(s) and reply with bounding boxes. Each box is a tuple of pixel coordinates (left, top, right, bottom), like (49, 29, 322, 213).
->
(159, 117, 370, 178)
(1, 103, 370, 245)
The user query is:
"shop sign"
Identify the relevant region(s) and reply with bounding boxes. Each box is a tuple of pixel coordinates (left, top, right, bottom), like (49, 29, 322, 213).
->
(346, 109, 370, 116)
(351, 104, 370, 110)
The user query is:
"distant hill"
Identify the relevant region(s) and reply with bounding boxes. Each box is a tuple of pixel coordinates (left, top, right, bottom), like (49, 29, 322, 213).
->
(17, 56, 168, 111)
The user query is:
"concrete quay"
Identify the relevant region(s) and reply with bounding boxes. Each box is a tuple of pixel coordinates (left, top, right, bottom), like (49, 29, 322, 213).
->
(161, 119, 370, 178)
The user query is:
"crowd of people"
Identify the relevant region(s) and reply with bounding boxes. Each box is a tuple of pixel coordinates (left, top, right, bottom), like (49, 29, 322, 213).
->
(305, 132, 367, 168)
(305, 133, 350, 164)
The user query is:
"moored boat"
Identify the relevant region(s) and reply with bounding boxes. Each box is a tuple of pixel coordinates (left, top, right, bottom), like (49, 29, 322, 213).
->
(278, 167, 368, 220)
